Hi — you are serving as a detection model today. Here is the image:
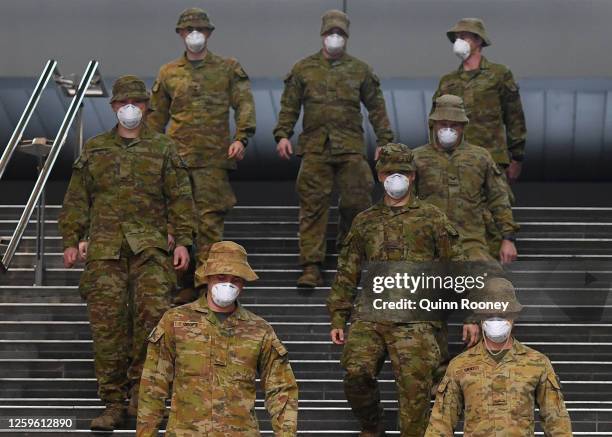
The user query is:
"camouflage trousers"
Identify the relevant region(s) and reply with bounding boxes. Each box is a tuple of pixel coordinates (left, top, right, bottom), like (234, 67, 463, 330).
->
(296, 151, 373, 265)
(189, 166, 236, 266)
(341, 320, 442, 436)
(79, 244, 174, 404)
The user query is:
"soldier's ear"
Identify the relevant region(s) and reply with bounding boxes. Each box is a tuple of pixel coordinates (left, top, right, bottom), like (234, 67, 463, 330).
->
(408, 172, 416, 183)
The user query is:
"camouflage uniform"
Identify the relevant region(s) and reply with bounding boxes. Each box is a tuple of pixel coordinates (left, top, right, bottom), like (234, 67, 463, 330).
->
(327, 144, 461, 436)
(138, 242, 298, 436)
(426, 279, 572, 436)
(274, 10, 394, 270)
(415, 95, 518, 260)
(432, 18, 526, 254)
(58, 77, 194, 413)
(432, 19, 526, 168)
(149, 8, 256, 263)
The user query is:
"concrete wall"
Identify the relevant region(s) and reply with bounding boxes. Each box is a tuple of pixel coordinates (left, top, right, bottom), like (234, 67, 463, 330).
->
(0, 0, 609, 79)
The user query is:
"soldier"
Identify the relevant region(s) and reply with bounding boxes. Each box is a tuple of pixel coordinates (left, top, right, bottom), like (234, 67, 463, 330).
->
(432, 18, 526, 254)
(425, 278, 573, 436)
(415, 94, 519, 263)
(432, 18, 526, 185)
(274, 9, 394, 287)
(137, 241, 299, 436)
(58, 75, 193, 431)
(149, 7, 256, 303)
(327, 143, 479, 437)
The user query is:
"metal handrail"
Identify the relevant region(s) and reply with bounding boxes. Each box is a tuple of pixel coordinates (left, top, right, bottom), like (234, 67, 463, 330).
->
(0, 60, 57, 180)
(1, 60, 100, 272)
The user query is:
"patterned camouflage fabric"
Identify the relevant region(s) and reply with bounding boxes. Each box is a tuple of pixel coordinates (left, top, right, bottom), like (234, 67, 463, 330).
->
(446, 18, 491, 46)
(375, 142, 416, 173)
(414, 141, 519, 259)
(194, 240, 258, 286)
(274, 50, 393, 264)
(175, 7, 215, 32)
(296, 149, 374, 265)
(58, 125, 194, 404)
(327, 195, 462, 435)
(425, 340, 573, 436)
(327, 196, 461, 329)
(431, 56, 526, 166)
(110, 75, 149, 103)
(320, 9, 350, 36)
(149, 50, 255, 265)
(137, 298, 298, 436)
(273, 50, 393, 156)
(149, 51, 255, 169)
(80, 244, 174, 404)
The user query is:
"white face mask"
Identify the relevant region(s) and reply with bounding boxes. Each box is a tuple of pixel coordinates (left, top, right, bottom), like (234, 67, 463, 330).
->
(211, 282, 240, 308)
(324, 34, 345, 55)
(383, 173, 410, 200)
(185, 30, 206, 53)
(116, 104, 142, 130)
(437, 127, 459, 149)
(482, 317, 512, 343)
(453, 38, 471, 61)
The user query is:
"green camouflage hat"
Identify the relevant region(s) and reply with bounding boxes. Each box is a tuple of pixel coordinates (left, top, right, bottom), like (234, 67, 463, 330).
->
(175, 7, 215, 33)
(470, 277, 523, 317)
(320, 9, 350, 36)
(429, 94, 469, 123)
(375, 143, 416, 173)
(110, 75, 149, 103)
(195, 241, 259, 287)
(447, 17, 491, 47)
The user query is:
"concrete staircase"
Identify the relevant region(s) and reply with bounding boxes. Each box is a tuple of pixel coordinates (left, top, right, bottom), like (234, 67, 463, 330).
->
(1, 202, 612, 435)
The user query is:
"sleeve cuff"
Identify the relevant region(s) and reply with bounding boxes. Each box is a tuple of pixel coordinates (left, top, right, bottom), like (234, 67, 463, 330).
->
(330, 311, 348, 330)
(175, 237, 193, 248)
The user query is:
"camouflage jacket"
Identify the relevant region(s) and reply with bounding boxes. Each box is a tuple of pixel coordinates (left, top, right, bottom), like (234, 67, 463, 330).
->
(148, 51, 256, 170)
(326, 196, 461, 329)
(414, 141, 519, 253)
(58, 125, 194, 261)
(137, 298, 298, 437)
(426, 339, 572, 436)
(273, 50, 394, 156)
(431, 56, 526, 166)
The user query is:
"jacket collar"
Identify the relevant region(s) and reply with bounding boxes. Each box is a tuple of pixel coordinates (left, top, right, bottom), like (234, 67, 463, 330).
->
(110, 123, 153, 147)
(468, 337, 527, 366)
(457, 55, 490, 73)
(376, 194, 421, 216)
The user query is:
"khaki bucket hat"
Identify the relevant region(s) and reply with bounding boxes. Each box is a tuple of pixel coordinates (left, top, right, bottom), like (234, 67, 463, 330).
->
(195, 241, 258, 287)
(429, 94, 469, 124)
(447, 17, 491, 47)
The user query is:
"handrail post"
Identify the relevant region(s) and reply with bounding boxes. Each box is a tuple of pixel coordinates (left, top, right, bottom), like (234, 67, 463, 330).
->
(0, 60, 57, 180)
(1, 60, 100, 272)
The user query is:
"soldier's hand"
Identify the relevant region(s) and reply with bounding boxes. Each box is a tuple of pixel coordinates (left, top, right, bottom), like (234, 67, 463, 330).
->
(228, 141, 246, 160)
(277, 138, 293, 160)
(77, 241, 88, 261)
(167, 234, 176, 251)
(173, 245, 190, 271)
(374, 146, 382, 161)
(330, 328, 345, 345)
(506, 160, 522, 183)
(63, 247, 78, 268)
(462, 323, 480, 348)
(499, 240, 518, 264)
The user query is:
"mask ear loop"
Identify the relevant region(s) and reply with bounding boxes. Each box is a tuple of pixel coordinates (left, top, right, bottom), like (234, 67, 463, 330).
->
(481, 320, 512, 356)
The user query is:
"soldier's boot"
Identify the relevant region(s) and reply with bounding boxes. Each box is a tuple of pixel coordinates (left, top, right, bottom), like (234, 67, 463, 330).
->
(127, 384, 139, 417)
(90, 403, 125, 431)
(359, 423, 386, 437)
(297, 263, 323, 288)
(172, 287, 199, 306)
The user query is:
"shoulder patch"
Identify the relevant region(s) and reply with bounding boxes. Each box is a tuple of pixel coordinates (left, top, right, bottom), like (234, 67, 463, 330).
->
(272, 338, 288, 357)
(148, 326, 164, 343)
